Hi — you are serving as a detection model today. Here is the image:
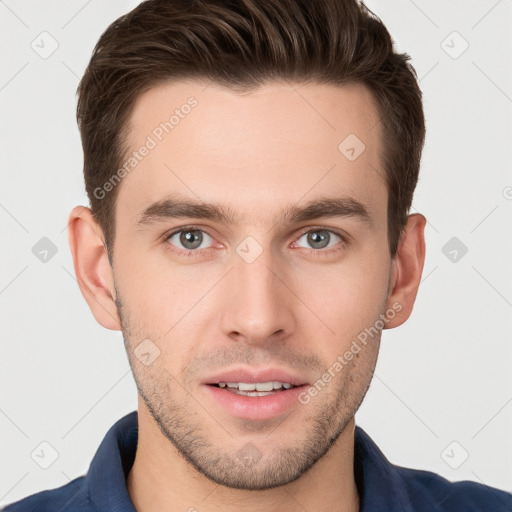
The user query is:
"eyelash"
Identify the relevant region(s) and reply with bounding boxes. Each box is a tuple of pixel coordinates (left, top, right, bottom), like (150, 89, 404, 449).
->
(163, 225, 348, 258)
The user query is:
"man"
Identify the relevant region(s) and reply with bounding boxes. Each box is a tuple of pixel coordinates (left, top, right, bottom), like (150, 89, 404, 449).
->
(4, 0, 511, 510)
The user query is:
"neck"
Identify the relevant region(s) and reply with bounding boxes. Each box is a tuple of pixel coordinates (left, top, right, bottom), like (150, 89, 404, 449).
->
(127, 405, 359, 512)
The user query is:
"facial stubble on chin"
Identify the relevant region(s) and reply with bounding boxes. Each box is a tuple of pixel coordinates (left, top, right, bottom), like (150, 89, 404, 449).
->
(113, 289, 381, 490)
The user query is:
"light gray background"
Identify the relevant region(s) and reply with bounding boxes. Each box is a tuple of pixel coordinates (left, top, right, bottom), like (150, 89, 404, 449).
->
(1, 0, 511, 506)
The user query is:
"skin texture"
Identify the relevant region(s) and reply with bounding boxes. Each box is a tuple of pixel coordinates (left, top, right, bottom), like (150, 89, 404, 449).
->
(68, 80, 426, 512)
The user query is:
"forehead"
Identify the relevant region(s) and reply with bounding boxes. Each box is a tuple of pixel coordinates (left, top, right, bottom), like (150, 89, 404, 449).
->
(117, 79, 386, 226)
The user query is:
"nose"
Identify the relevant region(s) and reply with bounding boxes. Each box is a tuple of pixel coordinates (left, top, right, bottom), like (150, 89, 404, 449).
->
(220, 247, 296, 346)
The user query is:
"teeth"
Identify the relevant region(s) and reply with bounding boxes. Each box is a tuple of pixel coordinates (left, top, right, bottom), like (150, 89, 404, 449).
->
(255, 382, 273, 391)
(216, 381, 294, 391)
(237, 390, 275, 396)
(238, 382, 256, 391)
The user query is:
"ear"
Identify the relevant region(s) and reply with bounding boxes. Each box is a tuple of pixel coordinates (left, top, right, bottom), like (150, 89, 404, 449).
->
(67, 206, 121, 330)
(384, 213, 426, 329)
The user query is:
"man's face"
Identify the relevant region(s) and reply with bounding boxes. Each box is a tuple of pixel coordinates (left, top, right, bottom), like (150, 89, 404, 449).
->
(112, 80, 393, 489)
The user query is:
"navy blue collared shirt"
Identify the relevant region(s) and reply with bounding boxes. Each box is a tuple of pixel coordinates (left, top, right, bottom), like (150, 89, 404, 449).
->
(3, 411, 512, 511)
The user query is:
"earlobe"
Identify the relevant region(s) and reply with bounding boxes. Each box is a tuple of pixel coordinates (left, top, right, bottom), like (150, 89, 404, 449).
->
(384, 213, 426, 329)
(67, 206, 121, 331)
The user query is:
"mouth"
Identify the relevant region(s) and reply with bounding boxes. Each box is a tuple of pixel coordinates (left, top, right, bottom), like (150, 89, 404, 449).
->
(202, 369, 309, 421)
(208, 381, 298, 397)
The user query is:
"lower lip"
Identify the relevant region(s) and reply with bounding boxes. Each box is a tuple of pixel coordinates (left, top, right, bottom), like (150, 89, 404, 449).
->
(203, 384, 307, 421)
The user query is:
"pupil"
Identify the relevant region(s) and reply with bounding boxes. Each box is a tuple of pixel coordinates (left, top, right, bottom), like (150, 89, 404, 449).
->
(308, 230, 329, 249)
(180, 230, 202, 249)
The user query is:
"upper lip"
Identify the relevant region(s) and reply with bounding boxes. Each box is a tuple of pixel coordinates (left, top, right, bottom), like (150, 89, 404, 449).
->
(202, 367, 309, 387)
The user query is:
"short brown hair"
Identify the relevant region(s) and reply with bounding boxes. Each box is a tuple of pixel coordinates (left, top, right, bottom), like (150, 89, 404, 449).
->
(76, 0, 425, 259)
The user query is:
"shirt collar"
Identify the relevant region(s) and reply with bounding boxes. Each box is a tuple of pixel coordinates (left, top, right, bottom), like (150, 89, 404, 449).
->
(86, 411, 138, 512)
(85, 410, 412, 511)
(354, 426, 413, 511)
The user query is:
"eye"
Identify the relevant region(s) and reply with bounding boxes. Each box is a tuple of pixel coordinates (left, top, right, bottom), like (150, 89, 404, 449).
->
(294, 229, 343, 251)
(167, 228, 214, 251)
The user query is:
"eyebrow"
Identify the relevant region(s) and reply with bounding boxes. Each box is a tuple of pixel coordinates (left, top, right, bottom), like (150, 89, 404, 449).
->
(136, 195, 372, 227)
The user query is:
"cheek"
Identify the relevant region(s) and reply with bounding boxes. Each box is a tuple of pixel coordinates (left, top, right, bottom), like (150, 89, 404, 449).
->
(298, 254, 389, 319)
(114, 249, 222, 340)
